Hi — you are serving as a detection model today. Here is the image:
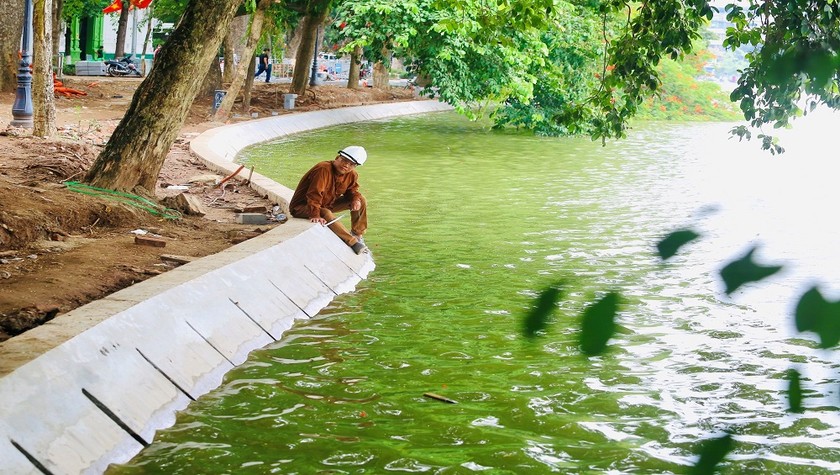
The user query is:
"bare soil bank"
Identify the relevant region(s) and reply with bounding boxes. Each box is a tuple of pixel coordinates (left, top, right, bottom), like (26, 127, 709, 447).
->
(0, 77, 416, 341)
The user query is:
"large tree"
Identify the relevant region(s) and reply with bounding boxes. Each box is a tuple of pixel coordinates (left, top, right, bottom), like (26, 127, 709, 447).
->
(85, 0, 242, 191)
(492, 2, 604, 136)
(34, 0, 57, 138)
(346, 44, 362, 89)
(214, 0, 273, 121)
(0, 1, 25, 93)
(52, 0, 65, 63)
(288, 0, 331, 95)
(114, 5, 131, 58)
(334, 0, 552, 114)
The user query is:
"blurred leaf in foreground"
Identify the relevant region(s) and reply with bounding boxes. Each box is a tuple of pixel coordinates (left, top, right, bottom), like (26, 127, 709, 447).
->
(691, 431, 734, 475)
(787, 368, 804, 413)
(794, 286, 840, 349)
(522, 283, 563, 339)
(579, 292, 620, 356)
(719, 246, 782, 295)
(657, 229, 701, 260)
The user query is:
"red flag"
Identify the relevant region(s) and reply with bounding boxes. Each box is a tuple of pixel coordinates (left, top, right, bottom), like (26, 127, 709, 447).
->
(129, 0, 153, 8)
(102, 0, 122, 13)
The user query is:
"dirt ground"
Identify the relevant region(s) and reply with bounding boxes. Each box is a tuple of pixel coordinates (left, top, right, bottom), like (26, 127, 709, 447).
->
(0, 76, 416, 342)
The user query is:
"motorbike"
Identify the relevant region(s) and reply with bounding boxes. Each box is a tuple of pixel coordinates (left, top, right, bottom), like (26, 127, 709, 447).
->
(104, 55, 142, 77)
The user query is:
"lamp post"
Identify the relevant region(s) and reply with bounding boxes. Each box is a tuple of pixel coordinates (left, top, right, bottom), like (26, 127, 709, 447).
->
(11, 0, 34, 128)
(309, 26, 320, 87)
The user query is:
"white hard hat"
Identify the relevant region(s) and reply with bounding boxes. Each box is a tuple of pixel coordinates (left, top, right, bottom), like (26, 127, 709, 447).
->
(338, 145, 367, 166)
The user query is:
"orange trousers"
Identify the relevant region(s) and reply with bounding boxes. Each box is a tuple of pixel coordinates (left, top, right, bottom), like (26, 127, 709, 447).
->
(291, 194, 367, 246)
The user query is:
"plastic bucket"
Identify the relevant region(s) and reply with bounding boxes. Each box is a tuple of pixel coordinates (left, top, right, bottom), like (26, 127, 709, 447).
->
(283, 93, 297, 110)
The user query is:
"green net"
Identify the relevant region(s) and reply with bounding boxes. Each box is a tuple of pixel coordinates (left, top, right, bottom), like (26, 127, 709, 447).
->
(65, 181, 182, 220)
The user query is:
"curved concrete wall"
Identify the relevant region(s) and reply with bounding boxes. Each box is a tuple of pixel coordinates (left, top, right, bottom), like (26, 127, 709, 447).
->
(0, 100, 453, 474)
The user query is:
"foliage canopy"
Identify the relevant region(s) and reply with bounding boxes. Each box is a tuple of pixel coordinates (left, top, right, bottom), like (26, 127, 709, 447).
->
(725, 0, 840, 153)
(329, 0, 840, 148)
(62, 0, 110, 20)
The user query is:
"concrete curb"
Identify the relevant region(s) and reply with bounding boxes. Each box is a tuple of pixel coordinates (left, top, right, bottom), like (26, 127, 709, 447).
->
(0, 99, 453, 474)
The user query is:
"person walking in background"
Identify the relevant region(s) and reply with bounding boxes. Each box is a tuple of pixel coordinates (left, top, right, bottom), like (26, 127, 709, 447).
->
(255, 48, 272, 83)
(290, 146, 369, 255)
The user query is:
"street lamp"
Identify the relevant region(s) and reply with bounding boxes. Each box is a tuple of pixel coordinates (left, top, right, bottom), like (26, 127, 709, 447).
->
(11, 0, 34, 128)
(309, 26, 320, 87)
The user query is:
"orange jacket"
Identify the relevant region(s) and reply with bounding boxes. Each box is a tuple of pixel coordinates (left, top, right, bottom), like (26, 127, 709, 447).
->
(290, 161, 361, 218)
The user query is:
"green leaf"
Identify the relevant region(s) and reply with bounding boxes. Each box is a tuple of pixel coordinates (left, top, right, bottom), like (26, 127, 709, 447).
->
(804, 50, 835, 88)
(793, 287, 840, 349)
(787, 368, 804, 413)
(579, 292, 620, 356)
(522, 282, 563, 338)
(657, 229, 701, 260)
(691, 432, 734, 475)
(719, 246, 783, 295)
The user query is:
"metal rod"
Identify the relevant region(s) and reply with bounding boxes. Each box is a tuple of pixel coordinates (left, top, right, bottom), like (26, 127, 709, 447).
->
(323, 214, 345, 226)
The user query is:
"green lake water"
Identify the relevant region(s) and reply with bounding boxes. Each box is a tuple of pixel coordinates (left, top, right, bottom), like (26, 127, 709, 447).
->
(113, 111, 840, 473)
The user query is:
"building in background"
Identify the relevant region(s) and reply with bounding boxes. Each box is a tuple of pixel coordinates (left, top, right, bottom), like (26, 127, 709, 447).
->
(62, 5, 161, 63)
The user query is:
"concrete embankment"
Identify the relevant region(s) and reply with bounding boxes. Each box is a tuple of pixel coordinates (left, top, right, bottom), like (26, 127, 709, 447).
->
(0, 99, 453, 474)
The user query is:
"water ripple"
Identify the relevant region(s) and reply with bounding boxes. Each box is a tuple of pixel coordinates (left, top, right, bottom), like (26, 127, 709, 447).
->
(116, 112, 840, 474)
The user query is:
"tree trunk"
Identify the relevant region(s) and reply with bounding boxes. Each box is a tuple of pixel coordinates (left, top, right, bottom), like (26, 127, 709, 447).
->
(228, 15, 251, 79)
(347, 45, 361, 90)
(314, 25, 324, 63)
(200, 55, 222, 98)
(222, 30, 235, 83)
(33, 0, 56, 138)
(285, 22, 304, 60)
(213, 0, 270, 122)
(243, 50, 256, 111)
(85, 0, 242, 192)
(140, 4, 154, 76)
(115, 6, 130, 58)
(290, 8, 328, 95)
(0, 1, 25, 92)
(51, 0, 63, 69)
(372, 46, 390, 89)
(373, 60, 389, 89)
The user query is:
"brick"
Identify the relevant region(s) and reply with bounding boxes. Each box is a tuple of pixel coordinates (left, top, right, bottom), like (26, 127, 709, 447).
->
(235, 213, 268, 225)
(134, 235, 166, 248)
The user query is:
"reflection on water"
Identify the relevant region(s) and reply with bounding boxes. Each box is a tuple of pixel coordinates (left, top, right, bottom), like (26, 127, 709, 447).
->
(113, 111, 840, 474)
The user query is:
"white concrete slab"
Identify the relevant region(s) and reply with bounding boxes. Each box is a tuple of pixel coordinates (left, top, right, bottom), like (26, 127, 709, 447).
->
(309, 224, 376, 279)
(258, 247, 336, 317)
(110, 299, 236, 399)
(153, 276, 274, 366)
(0, 357, 145, 473)
(283, 229, 363, 295)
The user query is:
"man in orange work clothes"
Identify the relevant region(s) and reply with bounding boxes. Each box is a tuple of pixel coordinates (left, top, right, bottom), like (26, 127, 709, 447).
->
(290, 146, 369, 254)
